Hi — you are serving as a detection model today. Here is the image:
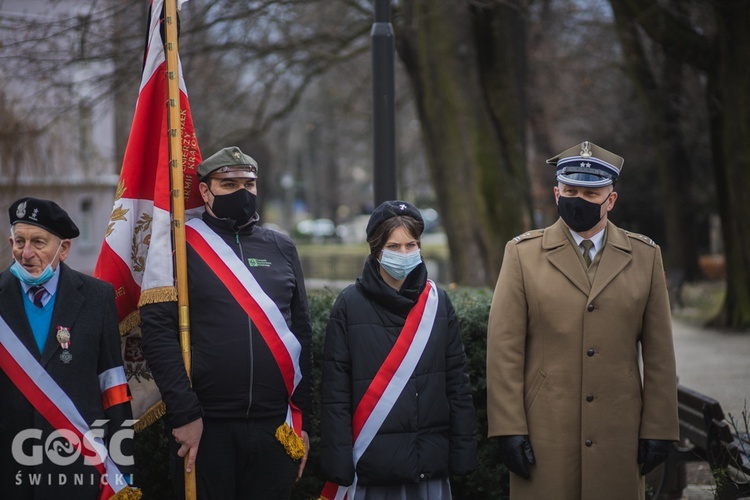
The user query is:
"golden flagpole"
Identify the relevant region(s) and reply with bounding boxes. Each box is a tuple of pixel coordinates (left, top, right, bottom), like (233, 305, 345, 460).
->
(163, 1, 197, 498)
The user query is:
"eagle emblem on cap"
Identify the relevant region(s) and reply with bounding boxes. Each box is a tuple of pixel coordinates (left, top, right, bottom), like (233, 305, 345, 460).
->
(233, 151, 241, 159)
(16, 201, 27, 219)
(580, 141, 592, 158)
(399, 203, 407, 210)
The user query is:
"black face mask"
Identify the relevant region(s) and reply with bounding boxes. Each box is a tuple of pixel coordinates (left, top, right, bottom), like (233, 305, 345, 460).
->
(557, 195, 608, 233)
(210, 189, 257, 227)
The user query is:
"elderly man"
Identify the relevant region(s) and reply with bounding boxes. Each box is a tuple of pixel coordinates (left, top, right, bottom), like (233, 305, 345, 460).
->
(0, 197, 135, 499)
(487, 141, 678, 500)
(141, 146, 314, 500)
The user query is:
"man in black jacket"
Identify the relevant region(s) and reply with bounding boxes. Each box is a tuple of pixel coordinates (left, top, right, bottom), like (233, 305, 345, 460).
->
(141, 147, 313, 500)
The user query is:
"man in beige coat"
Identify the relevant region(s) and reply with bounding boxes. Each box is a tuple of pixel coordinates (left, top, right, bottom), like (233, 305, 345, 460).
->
(487, 141, 678, 500)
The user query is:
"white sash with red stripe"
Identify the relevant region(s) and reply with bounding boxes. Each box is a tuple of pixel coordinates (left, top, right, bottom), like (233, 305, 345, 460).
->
(0, 316, 128, 499)
(185, 218, 304, 438)
(321, 279, 439, 500)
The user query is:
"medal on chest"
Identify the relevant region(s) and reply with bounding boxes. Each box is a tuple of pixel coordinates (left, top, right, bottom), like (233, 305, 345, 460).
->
(56, 326, 72, 364)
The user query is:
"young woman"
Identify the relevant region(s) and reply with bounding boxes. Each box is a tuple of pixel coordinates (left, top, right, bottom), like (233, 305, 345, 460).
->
(320, 200, 476, 499)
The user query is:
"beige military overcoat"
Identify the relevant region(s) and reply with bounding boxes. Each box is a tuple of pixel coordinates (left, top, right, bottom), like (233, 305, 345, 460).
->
(487, 219, 679, 500)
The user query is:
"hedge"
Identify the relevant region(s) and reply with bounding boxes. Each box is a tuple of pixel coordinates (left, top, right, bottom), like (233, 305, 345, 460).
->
(133, 286, 510, 499)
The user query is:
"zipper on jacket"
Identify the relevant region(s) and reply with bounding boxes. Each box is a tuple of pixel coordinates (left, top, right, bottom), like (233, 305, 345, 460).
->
(235, 230, 254, 416)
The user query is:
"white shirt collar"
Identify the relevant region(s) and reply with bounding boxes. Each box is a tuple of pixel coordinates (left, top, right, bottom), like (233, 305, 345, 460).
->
(570, 227, 606, 255)
(18, 265, 61, 296)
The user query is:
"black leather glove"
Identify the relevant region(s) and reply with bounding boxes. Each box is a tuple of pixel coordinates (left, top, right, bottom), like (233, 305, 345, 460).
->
(498, 435, 535, 479)
(638, 439, 671, 475)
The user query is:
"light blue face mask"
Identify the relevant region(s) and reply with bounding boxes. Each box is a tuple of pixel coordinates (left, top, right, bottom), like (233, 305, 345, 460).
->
(9, 242, 62, 286)
(379, 248, 422, 281)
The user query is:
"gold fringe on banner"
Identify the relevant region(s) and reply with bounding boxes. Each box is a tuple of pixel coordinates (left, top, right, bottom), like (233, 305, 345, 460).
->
(110, 485, 143, 499)
(118, 310, 141, 337)
(134, 401, 166, 432)
(138, 286, 177, 307)
(275, 423, 306, 460)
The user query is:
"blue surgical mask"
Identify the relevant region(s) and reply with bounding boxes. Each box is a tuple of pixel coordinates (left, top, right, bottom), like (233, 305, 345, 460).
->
(379, 248, 422, 281)
(9, 243, 62, 286)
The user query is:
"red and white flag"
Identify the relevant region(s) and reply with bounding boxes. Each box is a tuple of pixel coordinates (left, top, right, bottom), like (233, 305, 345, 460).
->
(94, 0, 202, 428)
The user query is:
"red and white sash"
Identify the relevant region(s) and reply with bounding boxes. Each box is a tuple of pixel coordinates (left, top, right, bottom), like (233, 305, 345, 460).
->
(320, 279, 439, 500)
(0, 316, 129, 500)
(185, 218, 304, 438)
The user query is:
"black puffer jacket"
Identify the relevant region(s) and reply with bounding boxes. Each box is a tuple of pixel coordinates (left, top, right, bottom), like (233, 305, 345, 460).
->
(320, 256, 477, 486)
(140, 212, 313, 431)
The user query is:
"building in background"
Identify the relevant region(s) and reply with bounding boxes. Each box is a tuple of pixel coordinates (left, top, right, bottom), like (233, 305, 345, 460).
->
(0, 0, 121, 274)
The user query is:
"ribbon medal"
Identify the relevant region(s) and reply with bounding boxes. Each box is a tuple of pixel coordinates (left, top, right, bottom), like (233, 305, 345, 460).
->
(56, 326, 72, 364)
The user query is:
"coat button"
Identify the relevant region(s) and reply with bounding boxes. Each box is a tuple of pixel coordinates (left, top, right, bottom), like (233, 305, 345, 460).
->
(587, 303, 595, 312)
(585, 439, 593, 447)
(420, 473, 425, 479)
(587, 348, 595, 357)
(586, 394, 594, 402)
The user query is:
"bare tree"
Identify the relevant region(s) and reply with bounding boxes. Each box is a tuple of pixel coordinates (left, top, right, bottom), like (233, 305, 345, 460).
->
(394, 0, 533, 286)
(611, 0, 750, 330)
(610, 0, 702, 281)
(5, 0, 732, 300)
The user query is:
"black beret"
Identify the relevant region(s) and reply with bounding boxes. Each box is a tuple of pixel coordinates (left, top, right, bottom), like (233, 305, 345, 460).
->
(9, 197, 80, 239)
(366, 200, 424, 240)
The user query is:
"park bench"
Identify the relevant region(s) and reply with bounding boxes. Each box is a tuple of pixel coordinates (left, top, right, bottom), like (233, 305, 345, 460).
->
(650, 384, 750, 499)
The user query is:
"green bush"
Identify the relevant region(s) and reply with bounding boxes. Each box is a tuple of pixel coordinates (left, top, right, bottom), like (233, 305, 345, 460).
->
(134, 286, 508, 499)
(133, 419, 171, 498)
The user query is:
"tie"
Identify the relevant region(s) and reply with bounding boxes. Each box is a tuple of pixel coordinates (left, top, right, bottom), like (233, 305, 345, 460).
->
(29, 286, 46, 308)
(580, 240, 594, 268)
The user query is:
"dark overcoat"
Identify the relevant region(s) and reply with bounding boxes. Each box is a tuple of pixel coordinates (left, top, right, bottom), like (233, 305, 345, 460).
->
(0, 263, 133, 499)
(487, 219, 678, 500)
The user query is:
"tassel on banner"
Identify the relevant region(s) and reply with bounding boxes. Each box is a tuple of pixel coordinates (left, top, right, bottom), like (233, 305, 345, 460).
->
(110, 485, 143, 499)
(118, 312, 141, 338)
(137, 286, 178, 307)
(275, 422, 306, 460)
(134, 401, 166, 433)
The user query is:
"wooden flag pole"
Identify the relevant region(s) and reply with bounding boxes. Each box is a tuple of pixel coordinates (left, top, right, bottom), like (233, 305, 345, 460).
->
(163, 1, 197, 498)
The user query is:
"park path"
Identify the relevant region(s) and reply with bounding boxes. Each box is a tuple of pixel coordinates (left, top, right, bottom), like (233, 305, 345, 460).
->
(672, 318, 750, 499)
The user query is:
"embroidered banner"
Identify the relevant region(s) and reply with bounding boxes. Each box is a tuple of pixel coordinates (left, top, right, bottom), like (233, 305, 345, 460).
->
(92, 0, 203, 429)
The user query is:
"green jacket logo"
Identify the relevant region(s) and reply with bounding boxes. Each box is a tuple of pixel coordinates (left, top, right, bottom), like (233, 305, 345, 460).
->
(247, 258, 271, 267)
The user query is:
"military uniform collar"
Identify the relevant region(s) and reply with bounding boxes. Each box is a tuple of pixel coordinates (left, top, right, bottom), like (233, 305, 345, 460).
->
(543, 219, 632, 253)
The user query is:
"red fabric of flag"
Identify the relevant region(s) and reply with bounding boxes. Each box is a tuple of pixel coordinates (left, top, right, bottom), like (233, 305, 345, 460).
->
(94, 0, 202, 424)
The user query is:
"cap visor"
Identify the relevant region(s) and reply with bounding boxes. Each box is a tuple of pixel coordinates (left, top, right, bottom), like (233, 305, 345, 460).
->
(556, 172, 613, 187)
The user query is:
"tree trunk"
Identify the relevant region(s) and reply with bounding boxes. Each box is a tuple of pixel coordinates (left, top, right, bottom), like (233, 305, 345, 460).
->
(610, 0, 701, 281)
(394, 0, 531, 286)
(707, 2, 750, 329)
(616, 0, 750, 329)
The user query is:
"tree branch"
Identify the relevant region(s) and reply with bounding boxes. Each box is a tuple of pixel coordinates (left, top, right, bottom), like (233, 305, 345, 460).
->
(615, 0, 712, 71)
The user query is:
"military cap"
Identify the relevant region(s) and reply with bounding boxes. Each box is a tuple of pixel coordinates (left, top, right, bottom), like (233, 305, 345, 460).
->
(9, 197, 80, 239)
(366, 200, 424, 240)
(547, 140, 624, 187)
(197, 146, 258, 180)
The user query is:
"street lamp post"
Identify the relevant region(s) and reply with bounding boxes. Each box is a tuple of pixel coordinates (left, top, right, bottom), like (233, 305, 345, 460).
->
(372, 0, 396, 205)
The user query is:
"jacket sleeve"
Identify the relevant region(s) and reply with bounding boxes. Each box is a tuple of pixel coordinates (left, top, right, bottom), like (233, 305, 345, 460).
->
(443, 291, 478, 475)
(320, 293, 355, 486)
(639, 245, 679, 440)
(140, 301, 202, 428)
(98, 283, 135, 479)
(288, 243, 314, 434)
(486, 241, 529, 437)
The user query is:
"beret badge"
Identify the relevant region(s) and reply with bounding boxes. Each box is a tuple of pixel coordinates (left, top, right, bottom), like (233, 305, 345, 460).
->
(16, 201, 27, 219)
